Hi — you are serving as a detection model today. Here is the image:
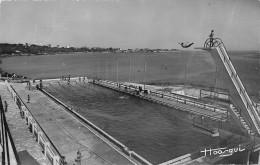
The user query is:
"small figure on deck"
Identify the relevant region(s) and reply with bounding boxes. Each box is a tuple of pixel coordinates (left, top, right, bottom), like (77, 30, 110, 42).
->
(27, 95, 30, 103)
(28, 81, 31, 90)
(68, 75, 71, 84)
(139, 86, 142, 92)
(209, 30, 214, 47)
(39, 79, 43, 89)
(178, 42, 194, 48)
(4, 101, 8, 112)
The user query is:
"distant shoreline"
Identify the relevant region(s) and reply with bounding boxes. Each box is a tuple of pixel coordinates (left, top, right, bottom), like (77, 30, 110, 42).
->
(0, 51, 184, 58)
(1, 50, 259, 58)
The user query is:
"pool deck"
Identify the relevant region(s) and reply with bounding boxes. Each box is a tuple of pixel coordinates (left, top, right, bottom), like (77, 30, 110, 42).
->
(7, 82, 138, 165)
(0, 82, 50, 165)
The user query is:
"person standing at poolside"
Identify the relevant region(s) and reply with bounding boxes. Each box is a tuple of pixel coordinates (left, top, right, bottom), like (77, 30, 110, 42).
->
(27, 95, 30, 103)
(4, 101, 8, 112)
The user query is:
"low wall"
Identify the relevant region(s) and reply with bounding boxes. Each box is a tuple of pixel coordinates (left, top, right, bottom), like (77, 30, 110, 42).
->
(0, 95, 21, 165)
(158, 154, 191, 165)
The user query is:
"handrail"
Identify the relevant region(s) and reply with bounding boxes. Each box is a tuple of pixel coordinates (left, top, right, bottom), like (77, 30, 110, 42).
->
(219, 47, 256, 111)
(216, 47, 247, 104)
(217, 47, 251, 110)
(218, 46, 255, 112)
(152, 90, 226, 112)
(0, 96, 21, 165)
(216, 45, 260, 134)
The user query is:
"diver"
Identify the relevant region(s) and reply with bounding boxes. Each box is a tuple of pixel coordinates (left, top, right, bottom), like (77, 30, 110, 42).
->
(178, 42, 194, 48)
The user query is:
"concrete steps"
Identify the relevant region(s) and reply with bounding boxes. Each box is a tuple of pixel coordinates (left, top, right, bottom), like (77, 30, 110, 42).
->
(230, 104, 255, 136)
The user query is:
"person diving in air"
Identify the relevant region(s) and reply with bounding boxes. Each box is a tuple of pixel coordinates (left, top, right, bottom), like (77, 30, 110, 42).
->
(178, 42, 194, 48)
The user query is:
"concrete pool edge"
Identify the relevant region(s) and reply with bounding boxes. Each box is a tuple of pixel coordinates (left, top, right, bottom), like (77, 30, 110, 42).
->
(41, 87, 153, 165)
(8, 81, 141, 165)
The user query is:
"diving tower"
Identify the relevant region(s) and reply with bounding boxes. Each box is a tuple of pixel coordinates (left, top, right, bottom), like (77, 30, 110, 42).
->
(197, 38, 260, 137)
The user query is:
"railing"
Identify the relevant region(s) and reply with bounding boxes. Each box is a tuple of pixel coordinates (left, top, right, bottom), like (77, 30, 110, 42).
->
(91, 79, 227, 122)
(150, 90, 227, 113)
(95, 79, 227, 114)
(0, 96, 21, 165)
(216, 45, 260, 134)
(5, 81, 62, 165)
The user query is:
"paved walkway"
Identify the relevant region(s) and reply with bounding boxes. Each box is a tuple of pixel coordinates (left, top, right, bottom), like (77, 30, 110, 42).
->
(0, 82, 50, 165)
(11, 83, 137, 165)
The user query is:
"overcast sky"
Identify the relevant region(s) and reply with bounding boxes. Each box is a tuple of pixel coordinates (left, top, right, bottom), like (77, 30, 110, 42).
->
(0, 0, 259, 50)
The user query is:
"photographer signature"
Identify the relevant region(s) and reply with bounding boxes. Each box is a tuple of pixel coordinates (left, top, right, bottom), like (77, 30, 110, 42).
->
(201, 144, 245, 157)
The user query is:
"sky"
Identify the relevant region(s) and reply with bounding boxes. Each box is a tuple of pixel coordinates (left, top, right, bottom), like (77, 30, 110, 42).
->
(0, 0, 260, 50)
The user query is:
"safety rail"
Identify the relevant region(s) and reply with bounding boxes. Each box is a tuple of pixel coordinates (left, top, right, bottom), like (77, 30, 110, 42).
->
(221, 45, 257, 114)
(0, 96, 21, 165)
(219, 46, 254, 110)
(5, 81, 62, 165)
(216, 45, 260, 134)
(149, 90, 227, 113)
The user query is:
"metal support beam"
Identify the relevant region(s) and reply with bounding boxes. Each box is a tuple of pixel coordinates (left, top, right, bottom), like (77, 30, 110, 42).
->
(257, 150, 260, 165)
